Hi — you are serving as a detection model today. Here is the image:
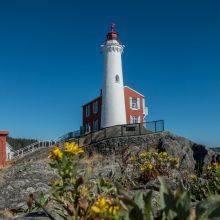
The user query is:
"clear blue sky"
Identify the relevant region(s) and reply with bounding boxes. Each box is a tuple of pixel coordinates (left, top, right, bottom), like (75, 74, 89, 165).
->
(0, 0, 219, 146)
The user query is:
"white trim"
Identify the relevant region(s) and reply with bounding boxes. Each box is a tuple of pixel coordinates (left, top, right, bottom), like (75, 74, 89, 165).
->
(137, 97, 140, 109)
(124, 86, 145, 97)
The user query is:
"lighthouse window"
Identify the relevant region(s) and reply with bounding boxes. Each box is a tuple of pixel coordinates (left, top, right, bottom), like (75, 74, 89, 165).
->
(115, 74, 120, 83)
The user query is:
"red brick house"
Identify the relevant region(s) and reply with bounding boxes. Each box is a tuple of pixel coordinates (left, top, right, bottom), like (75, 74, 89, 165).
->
(82, 86, 148, 133)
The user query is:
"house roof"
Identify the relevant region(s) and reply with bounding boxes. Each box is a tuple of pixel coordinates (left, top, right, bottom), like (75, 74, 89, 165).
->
(124, 86, 145, 97)
(0, 131, 9, 136)
(82, 96, 101, 107)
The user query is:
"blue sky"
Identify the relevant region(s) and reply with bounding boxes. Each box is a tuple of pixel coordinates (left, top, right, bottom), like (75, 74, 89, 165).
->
(0, 0, 219, 147)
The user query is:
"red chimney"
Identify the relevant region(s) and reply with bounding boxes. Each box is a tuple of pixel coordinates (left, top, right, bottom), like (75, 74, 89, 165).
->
(0, 131, 9, 167)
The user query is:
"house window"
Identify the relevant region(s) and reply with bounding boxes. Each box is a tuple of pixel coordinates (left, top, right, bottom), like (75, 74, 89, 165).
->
(85, 123, 91, 133)
(129, 97, 140, 109)
(93, 119, 99, 132)
(115, 74, 120, 83)
(130, 115, 140, 124)
(93, 101, 98, 114)
(85, 105, 90, 117)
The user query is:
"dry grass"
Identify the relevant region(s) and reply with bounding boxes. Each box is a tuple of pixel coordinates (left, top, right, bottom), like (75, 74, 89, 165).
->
(82, 152, 105, 166)
(0, 209, 14, 218)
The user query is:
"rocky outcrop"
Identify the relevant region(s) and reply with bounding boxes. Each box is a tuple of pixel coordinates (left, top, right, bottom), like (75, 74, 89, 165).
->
(156, 133, 220, 173)
(0, 131, 219, 217)
(88, 131, 219, 172)
(0, 148, 59, 213)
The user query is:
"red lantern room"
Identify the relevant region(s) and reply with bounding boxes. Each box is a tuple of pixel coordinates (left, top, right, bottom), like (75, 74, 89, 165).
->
(106, 23, 118, 41)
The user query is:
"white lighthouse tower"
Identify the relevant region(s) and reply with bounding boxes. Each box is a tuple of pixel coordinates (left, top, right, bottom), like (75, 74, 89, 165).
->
(101, 24, 127, 128)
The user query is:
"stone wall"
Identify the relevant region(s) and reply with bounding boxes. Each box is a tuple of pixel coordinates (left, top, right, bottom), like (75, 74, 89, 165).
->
(85, 132, 169, 155)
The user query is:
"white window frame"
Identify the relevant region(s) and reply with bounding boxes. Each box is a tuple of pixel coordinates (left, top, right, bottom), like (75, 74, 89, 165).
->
(129, 97, 141, 110)
(130, 115, 139, 124)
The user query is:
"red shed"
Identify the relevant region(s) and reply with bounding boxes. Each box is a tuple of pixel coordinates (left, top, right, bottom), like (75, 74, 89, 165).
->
(0, 131, 9, 167)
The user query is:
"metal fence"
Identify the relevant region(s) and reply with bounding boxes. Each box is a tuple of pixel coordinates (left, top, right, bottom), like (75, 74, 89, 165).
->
(59, 130, 81, 141)
(12, 140, 56, 159)
(61, 120, 164, 145)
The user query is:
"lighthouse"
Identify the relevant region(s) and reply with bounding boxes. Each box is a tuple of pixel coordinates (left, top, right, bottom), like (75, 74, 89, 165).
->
(82, 24, 148, 133)
(100, 24, 127, 128)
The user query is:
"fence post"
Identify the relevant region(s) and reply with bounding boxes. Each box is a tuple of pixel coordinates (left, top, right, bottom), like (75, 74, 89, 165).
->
(139, 123, 141, 135)
(77, 138, 80, 146)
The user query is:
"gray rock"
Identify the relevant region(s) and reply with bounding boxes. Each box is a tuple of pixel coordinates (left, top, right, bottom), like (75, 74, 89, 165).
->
(0, 150, 59, 212)
(1, 130, 219, 218)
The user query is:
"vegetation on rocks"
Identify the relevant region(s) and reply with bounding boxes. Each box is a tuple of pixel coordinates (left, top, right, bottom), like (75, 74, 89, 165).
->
(24, 141, 220, 220)
(7, 136, 37, 150)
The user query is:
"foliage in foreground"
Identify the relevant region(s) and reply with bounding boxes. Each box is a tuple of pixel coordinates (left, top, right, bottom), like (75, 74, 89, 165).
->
(7, 136, 37, 150)
(28, 142, 220, 220)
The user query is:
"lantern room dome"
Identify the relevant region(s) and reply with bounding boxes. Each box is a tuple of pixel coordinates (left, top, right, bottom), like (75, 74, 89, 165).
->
(106, 23, 118, 41)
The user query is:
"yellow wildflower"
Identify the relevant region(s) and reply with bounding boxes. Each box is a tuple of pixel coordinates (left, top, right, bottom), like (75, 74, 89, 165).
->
(131, 155, 136, 162)
(49, 146, 63, 160)
(159, 152, 168, 158)
(140, 161, 154, 172)
(91, 206, 101, 214)
(140, 151, 148, 158)
(169, 157, 180, 168)
(53, 179, 63, 186)
(90, 196, 121, 218)
(90, 197, 108, 216)
(64, 142, 84, 155)
(151, 152, 159, 157)
(213, 162, 220, 169)
(79, 185, 89, 197)
(140, 164, 145, 172)
(207, 164, 212, 171)
(190, 174, 197, 181)
(146, 162, 154, 170)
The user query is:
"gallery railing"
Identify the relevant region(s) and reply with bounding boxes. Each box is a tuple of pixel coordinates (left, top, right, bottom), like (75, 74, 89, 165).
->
(60, 120, 165, 145)
(59, 130, 81, 141)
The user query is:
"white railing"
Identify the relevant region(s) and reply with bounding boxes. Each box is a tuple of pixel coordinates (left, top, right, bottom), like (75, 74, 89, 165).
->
(11, 140, 56, 160)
